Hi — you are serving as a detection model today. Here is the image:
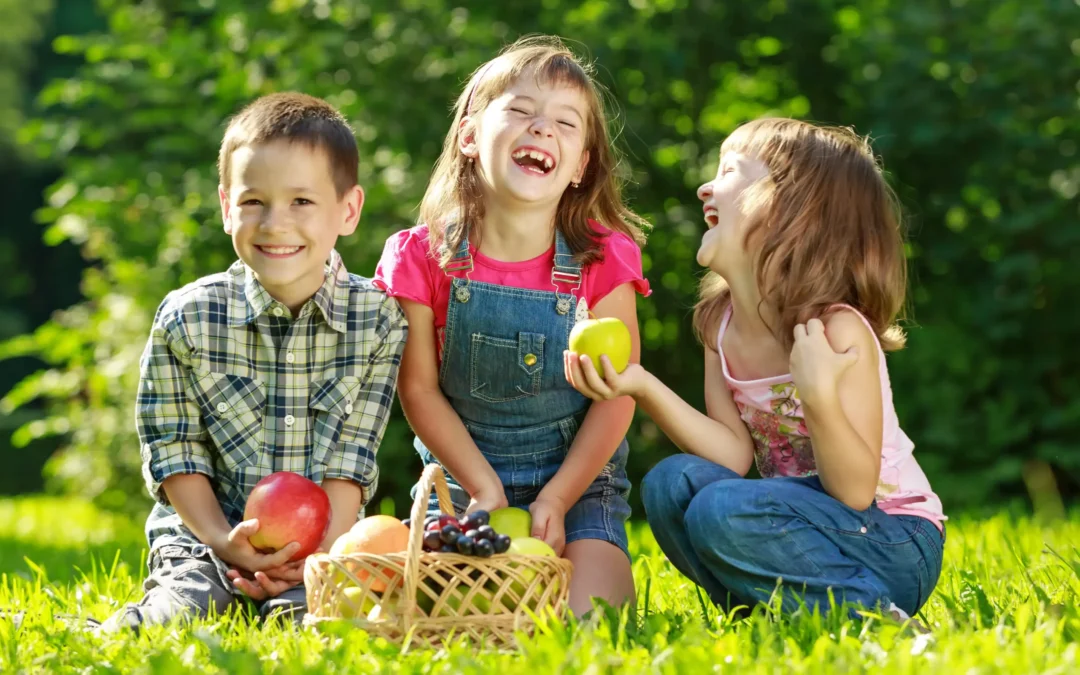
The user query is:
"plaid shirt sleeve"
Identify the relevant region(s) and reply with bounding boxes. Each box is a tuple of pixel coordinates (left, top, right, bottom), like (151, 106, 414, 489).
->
(137, 292, 215, 505)
(323, 293, 408, 505)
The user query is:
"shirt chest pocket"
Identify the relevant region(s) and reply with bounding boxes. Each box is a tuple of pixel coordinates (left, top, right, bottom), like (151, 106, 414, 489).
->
(469, 331, 544, 403)
(188, 371, 266, 470)
(309, 376, 364, 464)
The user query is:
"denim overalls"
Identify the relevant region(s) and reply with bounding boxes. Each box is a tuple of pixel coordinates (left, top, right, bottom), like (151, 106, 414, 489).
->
(413, 229, 631, 556)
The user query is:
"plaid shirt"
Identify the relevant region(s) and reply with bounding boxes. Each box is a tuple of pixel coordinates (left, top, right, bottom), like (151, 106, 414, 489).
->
(138, 249, 407, 563)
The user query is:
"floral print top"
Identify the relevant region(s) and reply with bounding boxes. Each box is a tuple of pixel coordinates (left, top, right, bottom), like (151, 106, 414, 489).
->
(715, 305, 946, 529)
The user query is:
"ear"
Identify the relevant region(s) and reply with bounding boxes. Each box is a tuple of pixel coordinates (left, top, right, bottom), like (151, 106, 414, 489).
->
(218, 185, 233, 234)
(572, 149, 590, 184)
(340, 185, 364, 236)
(458, 116, 478, 159)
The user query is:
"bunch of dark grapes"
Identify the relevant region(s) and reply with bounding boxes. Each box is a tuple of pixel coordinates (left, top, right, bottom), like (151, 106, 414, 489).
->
(406, 511, 511, 557)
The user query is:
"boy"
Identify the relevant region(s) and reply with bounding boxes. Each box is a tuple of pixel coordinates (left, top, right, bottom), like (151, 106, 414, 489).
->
(101, 92, 407, 631)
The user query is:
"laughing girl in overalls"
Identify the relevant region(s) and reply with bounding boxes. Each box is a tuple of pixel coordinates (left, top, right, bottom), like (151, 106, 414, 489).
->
(373, 37, 650, 614)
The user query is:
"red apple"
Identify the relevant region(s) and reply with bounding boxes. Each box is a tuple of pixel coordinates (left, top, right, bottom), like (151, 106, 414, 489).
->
(243, 472, 331, 561)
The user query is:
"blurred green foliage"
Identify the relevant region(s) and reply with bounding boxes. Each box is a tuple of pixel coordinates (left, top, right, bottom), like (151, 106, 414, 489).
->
(2, 0, 1077, 515)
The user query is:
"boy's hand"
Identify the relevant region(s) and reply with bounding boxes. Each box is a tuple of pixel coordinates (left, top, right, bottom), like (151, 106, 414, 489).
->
(529, 496, 568, 556)
(210, 519, 301, 573)
(565, 351, 649, 401)
(226, 553, 314, 600)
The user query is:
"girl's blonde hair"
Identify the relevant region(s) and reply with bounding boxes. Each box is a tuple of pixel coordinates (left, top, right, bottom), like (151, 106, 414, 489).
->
(694, 118, 908, 351)
(419, 35, 647, 266)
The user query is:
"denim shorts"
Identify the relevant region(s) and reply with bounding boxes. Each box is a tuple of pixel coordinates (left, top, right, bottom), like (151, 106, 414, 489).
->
(413, 419, 632, 559)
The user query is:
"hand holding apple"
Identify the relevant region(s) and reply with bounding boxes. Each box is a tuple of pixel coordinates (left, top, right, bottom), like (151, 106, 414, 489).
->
(243, 472, 332, 561)
(210, 519, 302, 574)
(568, 317, 631, 374)
(528, 496, 567, 556)
(564, 347, 650, 401)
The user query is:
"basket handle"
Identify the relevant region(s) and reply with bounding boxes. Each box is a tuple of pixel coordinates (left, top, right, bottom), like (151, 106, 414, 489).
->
(402, 463, 456, 627)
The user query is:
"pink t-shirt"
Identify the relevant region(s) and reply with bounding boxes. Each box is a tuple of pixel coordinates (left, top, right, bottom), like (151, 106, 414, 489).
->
(374, 223, 650, 357)
(718, 304, 946, 530)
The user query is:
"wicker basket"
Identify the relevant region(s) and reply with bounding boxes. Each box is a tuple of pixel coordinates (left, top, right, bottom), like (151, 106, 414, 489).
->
(303, 463, 574, 648)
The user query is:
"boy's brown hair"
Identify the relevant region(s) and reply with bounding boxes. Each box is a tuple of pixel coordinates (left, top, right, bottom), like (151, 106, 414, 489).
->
(218, 92, 358, 197)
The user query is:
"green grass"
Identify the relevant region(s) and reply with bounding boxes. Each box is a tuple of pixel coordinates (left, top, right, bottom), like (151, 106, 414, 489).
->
(1, 497, 1078, 674)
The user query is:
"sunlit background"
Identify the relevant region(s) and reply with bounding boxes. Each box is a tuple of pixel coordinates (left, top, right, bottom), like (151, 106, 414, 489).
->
(2, 0, 1077, 521)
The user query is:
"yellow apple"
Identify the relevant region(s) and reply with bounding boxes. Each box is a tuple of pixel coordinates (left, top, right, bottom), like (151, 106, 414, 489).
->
(489, 507, 532, 540)
(336, 586, 376, 619)
(501, 536, 557, 611)
(568, 317, 631, 374)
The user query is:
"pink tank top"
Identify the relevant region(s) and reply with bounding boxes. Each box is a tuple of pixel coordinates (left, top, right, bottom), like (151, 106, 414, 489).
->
(717, 305, 945, 529)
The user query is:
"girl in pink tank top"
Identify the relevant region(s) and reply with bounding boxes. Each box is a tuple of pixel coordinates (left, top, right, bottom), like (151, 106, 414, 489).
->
(565, 118, 945, 624)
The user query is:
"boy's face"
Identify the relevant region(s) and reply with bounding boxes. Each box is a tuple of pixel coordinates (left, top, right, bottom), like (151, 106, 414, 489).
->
(219, 139, 363, 312)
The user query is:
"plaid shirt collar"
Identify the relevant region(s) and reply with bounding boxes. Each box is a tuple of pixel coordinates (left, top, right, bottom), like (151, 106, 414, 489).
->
(229, 249, 349, 333)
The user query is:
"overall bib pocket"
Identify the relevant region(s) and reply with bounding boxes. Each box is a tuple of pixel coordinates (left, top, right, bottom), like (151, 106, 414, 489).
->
(469, 331, 545, 403)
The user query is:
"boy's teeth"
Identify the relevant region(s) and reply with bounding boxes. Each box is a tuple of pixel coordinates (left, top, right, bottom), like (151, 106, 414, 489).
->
(261, 246, 300, 254)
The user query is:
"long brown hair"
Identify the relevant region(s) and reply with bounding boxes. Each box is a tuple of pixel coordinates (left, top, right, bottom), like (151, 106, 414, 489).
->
(693, 118, 908, 351)
(419, 35, 648, 266)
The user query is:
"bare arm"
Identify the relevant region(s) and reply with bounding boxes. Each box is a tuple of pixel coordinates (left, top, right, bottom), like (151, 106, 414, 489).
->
(321, 478, 363, 551)
(396, 299, 506, 511)
(790, 313, 883, 510)
(539, 284, 639, 515)
(569, 336, 755, 476)
(635, 348, 755, 474)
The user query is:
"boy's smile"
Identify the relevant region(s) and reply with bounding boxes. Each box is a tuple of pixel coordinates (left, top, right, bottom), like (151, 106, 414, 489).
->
(219, 139, 362, 314)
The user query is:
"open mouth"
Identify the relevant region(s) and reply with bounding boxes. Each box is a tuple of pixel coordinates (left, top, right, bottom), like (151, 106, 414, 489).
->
(255, 245, 305, 258)
(511, 147, 556, 175)
(703, 207, 719, 228)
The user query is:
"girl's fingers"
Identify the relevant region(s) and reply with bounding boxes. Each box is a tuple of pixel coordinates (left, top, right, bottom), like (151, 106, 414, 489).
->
(566, 353, 592, 395)
(579, 355, 613, 397)
(598, 355, 621, 384)
(793, 323, 807, 341)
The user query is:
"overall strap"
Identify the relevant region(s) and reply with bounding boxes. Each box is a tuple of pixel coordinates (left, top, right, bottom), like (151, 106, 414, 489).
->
(443, 225, 473, 275)
(551, 229, 582, 288)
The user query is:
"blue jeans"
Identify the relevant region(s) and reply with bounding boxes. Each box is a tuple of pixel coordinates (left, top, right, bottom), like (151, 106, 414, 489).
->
(642, 454, 944, 616)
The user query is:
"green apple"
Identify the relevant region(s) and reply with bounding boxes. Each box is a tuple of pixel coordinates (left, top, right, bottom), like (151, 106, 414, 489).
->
(489, 507, 533, 540)
(501, 536, 557, 611)
(507, 536, 556, 557)
(568, 317, 631, 374)
(336, 585, 377, 619)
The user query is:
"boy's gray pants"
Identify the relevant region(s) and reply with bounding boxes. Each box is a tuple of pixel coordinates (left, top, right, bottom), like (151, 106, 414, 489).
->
(99, 540, 306, 632)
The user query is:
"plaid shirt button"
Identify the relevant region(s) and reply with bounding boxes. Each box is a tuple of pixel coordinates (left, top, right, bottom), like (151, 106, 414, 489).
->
(285, 352, 295, 363)
(216, 402, 228, 413)
(284, 414, 296, 426)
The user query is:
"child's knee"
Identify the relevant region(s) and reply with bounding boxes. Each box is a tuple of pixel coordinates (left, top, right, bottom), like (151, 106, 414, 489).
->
(642, 454, 706, 514)
(684, 481, 767, 547)
(100, 575, 234, 633)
